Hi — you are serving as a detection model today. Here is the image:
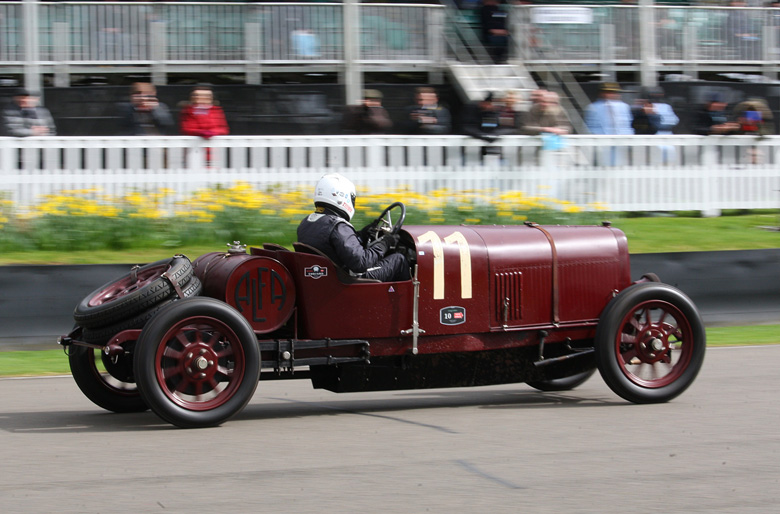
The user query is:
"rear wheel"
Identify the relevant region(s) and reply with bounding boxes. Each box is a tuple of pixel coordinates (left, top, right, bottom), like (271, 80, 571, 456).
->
(68, 344, 147, 413)
(595, 283, 706, 404)
(134, 298, 260, 428)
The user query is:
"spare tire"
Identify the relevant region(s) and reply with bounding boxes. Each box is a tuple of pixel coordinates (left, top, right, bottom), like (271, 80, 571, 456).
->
(81, 276, 203, 346)
(74, 256, 193, 329)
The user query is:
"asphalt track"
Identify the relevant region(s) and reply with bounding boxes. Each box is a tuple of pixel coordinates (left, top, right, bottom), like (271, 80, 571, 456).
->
(1, 345, 778, 513)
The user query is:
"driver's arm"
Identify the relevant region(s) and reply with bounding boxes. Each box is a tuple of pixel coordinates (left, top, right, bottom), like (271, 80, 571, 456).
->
(330, 223, 388, 274)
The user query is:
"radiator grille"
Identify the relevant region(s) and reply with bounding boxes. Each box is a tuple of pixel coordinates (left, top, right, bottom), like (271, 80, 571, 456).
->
(494, 269, 522, 325)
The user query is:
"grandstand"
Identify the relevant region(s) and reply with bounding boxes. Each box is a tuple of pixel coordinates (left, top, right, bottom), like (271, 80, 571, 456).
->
(2, 1, 780, 135)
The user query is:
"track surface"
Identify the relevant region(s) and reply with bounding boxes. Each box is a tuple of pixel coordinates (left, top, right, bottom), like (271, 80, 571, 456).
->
(1, 346, 778, 513)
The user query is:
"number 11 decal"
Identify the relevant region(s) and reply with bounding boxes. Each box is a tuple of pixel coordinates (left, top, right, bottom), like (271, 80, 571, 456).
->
(417, 231, 472, 300)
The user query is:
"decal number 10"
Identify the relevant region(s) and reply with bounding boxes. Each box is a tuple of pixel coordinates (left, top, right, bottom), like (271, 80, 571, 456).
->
(417, 231, 472, 300)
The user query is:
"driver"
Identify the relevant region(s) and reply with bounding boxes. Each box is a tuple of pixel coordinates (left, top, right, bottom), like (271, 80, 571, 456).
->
(297, 173, 411, 282)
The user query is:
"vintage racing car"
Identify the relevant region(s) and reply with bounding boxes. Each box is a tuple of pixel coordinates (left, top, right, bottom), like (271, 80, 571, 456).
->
(60, 202, 706, 428)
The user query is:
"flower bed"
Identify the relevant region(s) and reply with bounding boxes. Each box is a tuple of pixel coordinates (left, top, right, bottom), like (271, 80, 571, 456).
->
(0, 182, 606, 252)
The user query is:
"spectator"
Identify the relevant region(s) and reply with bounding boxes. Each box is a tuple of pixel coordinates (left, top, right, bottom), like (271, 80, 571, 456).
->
(118, 82, 174, 136)
(585, 82, 633, 135)
(692, 93, 739, 135)
(496, 89, 522, 134)
(402, 87, 451, 135)
(2, 89, 56, 137)
(521, 90, 570, 136)
(733, 97, 773, 135)
(462, 91, 501, 142)
(480, 0, 509, 64)
(647, 87, 679, 136)
(462, 92, 514, 157)
(631, 87, 678, 136)
(342, 89, 393, 135)
(179, 85, 229, 166)
(179, 85, 229, 139)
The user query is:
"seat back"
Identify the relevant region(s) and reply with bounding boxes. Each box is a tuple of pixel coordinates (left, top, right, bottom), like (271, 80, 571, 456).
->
(292, 242, 379, 284)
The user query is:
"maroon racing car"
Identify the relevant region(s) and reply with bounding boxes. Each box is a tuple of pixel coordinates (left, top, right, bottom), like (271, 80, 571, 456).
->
(60, 202, 706, 428)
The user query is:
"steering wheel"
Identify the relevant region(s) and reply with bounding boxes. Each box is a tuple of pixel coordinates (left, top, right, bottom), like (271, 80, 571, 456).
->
(365, 201, 406, 249)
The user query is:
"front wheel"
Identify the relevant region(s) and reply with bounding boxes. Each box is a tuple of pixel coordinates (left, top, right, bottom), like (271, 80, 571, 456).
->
(134, 298, 260, 428)
(595, 283, 706, 404)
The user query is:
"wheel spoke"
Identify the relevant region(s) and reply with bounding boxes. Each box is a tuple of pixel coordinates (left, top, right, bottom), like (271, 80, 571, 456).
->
(215, 346, 234, 360)
(174, 376, 193, 394)
(206, 330, 222, 348)
(175, 332, 191, 349)
(161, 363, 182, 381)
(628, 315, 644, 333)
(163, 347, 184, 360)
(621, 345, 639, 363)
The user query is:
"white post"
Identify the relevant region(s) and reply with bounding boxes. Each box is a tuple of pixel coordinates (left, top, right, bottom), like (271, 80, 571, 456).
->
(343, 0, 363, 105)
(150, 21, 167, 86)
(53, 22, 70, 88)
(600, 24, 616, 83)
(245, 22, 262, 85)
(638, 0, 657, 87)
(22, 0, 41, 95)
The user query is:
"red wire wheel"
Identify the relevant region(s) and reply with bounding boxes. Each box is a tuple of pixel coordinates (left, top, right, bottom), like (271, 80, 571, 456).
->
(134, 298, 260, 428)
(596, 283, 706, 404)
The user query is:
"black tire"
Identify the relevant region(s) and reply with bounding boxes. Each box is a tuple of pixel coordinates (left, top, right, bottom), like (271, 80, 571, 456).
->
(81, 277, 202, 346)
(74, 256, 193, 329)
(595, 282, 706, 404)
(527, 369, 596, 392)
(134, 297, 261, 428)
(68, 344, 148, 413)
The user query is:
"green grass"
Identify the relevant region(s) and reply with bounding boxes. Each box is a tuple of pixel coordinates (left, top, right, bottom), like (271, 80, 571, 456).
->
(1, 325, 777, 378)
(613, 214, 779, 254)
(0, 213, 777, 265)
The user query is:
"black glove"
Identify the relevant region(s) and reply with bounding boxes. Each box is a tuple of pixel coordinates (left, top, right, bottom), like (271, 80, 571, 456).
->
(358, 222, 378, 245)
(383, 233, 400, 250)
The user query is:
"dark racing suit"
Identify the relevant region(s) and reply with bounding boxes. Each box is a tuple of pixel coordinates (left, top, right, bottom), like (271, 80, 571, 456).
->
(297, 207, 410, 282)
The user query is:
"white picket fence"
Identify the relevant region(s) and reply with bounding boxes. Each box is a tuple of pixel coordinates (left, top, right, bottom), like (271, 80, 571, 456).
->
(1, 134, 779, 213)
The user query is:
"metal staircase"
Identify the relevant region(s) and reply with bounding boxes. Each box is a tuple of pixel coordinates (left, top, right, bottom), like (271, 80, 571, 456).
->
(447, 63, 537, 102)
(441, 1, 537, 103)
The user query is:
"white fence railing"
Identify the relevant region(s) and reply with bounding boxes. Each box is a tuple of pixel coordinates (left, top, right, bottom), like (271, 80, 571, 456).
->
(1, 135, 779, 214)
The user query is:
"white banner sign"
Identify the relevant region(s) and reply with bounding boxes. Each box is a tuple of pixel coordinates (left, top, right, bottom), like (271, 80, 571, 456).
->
(531, 7, 594, 25)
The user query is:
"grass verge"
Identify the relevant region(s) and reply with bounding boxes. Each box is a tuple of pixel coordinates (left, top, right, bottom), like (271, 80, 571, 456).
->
(1, 325, 777, 378)
(0, 213, 777, 265)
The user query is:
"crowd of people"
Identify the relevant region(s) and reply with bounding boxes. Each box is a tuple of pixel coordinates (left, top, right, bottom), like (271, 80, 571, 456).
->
(1, 81, 776, 143)
(1, 83, 231, 141)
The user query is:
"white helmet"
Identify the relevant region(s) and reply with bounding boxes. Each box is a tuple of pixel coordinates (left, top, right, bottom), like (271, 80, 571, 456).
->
(314, 173, 356, 221)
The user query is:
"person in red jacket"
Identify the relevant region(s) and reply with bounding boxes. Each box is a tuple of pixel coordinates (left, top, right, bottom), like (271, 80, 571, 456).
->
(179, 86, 229, 165)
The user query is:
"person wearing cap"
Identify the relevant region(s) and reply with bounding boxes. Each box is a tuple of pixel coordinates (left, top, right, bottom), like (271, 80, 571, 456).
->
(584, 82, 633, 136)
(2, 89, 56, 137)
(342, 89, 393, 135)
(692, 93, 739, 136)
